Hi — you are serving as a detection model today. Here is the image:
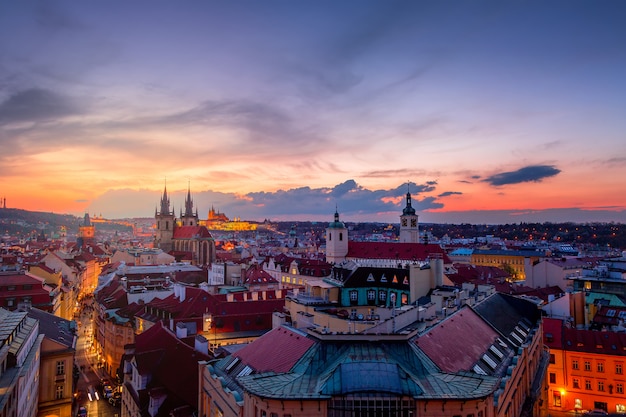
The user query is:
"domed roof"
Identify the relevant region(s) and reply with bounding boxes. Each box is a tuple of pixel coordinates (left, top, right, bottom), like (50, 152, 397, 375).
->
(328, 209, 345, 229)
(402, 191, 416, 216)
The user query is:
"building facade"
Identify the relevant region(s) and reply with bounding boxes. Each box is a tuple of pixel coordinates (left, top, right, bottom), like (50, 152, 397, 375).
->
(544, 317, 626, 414)
(0, 309, 44, 417)
(200, 293, 548, 417)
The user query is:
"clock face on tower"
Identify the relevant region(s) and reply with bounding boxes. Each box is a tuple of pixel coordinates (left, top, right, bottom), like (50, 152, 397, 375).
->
(411, 218, 417, 227)
(401, 218, 407, 227)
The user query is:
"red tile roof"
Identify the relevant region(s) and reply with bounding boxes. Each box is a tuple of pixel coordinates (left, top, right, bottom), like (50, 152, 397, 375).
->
(172, 226, 213, 239)
(244, 264, 278, 285)
(347, 242, 451, 263)
(562, 326, 626, 355)
(543, 317, 565, 350)
(134, 321, 210, 409)
(415, 308, 500, 373)
(233, 326, 314, 373)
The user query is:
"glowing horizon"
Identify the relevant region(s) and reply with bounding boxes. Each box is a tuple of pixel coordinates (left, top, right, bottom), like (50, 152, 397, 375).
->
(1, 1, 626, 224)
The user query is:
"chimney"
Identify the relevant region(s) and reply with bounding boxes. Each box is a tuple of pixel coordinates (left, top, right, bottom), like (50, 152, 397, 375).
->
(195, 334, 209, 355)
(175, 322, 187, 338)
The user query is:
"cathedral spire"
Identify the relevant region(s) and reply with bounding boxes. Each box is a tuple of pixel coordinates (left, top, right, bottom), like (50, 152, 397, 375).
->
(159, 180, 171, 216)
(184, 180, 194, 217)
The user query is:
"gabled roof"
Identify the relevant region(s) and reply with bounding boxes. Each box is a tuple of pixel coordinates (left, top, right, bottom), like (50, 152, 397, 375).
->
(593, 305, 626, 327)
(173, 226, 213, 239)
(415, 308, 500, 373)
(244, 264, 278, 285)
(134, 321, 211, 408)
(26, 307, 76, 349)
(233, 326, 314, 373)
(347, 242, 450, 263)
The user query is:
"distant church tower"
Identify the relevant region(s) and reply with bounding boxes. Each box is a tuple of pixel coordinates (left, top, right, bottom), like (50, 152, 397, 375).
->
(78, 212, 96, 246)
(155, 183, 176, 252)
(180, 183, 198, 227)
(326, 208, 349, 264)
(399, 186, 419, 243)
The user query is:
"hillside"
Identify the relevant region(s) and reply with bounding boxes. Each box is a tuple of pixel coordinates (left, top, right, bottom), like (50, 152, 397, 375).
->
(0, 208, 81, 238)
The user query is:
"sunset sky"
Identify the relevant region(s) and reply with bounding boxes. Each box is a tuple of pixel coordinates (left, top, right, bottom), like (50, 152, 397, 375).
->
(1, 1, 625, 224)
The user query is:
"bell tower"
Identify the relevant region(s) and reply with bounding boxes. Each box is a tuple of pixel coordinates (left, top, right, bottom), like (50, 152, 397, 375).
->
(155, 182, 176, 252)
(399, 185, 419, 243)
(326, 207, 349, 264)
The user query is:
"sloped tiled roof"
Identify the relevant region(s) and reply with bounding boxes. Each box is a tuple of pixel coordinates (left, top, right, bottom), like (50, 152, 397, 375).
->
(415, 308, 499, 373)
(173, 226, 213, 239)
(347, 242, 451, 263)
(134, 321, 211, 408)
(244, 264, 278, 285)
(233, 326, 314, 373)
(213, 324, 500, 400)
(561, 326, 626, 356)
(26, 307, 76, 349)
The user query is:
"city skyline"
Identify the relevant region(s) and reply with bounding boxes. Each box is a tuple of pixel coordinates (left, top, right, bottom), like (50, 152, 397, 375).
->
(1, 1, 626, 224)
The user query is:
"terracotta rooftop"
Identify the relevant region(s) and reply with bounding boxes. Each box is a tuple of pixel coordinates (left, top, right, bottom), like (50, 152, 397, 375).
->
(347, 242, 451, 263)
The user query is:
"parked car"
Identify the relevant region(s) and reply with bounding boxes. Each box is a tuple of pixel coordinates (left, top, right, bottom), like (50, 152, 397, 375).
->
(103, 386, 113, 399)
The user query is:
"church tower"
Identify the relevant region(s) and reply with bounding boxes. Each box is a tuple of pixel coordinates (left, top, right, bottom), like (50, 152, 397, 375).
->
(180, 182, 198, 227)
(399, 186, 419, 243)
(78, 212, 95, 246)
(326, 208, 349, 264)
(155, 183, 176, 252)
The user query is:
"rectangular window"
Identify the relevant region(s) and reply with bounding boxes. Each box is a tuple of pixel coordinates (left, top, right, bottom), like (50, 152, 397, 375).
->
(349, 290, 358, 302)
(56, 361, 65, 375)
(549, 353, 555, 364)
(584, 361, 591, 371)
(55, 385, 63, 400)
(367, 290, 376, 301)
(572, 360, 579, 370)
(549, 373, 556, 384)
(585, 380, 592, 390)
(553, 392, 562, 407)
(598, 381, 605, 392)
(378, 290, 386, 302)
(616, 363, 623, 374)
(617, 383, 624, 394)
(597, 362, 604, 372)
(573, 378, 580, 389)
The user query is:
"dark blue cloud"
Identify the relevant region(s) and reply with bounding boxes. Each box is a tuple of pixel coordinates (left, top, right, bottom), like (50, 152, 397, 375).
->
(0, 88, 80, 124)
(438, 191, 462, 197)
(483, 165, 561, 186)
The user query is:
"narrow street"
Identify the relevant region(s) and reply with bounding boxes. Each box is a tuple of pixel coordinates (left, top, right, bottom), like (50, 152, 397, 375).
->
(74, 301, 120, 417)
